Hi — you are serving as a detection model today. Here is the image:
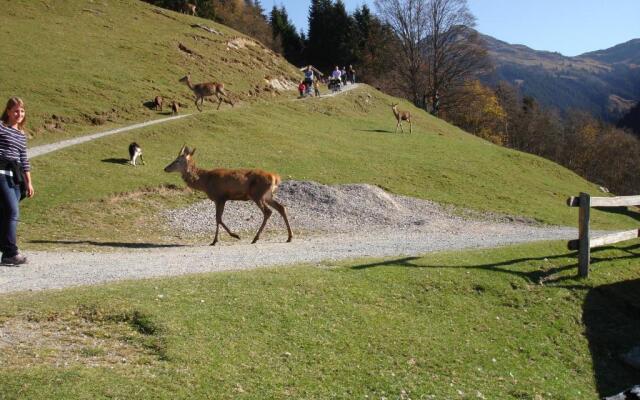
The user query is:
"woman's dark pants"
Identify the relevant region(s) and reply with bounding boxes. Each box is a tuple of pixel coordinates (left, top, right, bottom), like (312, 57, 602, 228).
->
(0, 175, 20, 258)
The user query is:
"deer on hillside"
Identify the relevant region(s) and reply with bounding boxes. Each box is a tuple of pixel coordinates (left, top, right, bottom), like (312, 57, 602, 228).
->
(391, 103, 412, 134)
(164, 145, 293, 245)
(182, 2, 197, 16)
(171, 101, 180, 115)
(154, 96, 163, 112)
(179, 73, 234, 112)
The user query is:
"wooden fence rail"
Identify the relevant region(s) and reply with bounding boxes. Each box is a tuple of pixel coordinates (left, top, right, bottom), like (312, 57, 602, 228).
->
(567, 192, 640, 277)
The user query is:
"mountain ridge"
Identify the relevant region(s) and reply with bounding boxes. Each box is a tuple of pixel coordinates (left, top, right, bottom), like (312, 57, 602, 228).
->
(479, 33, 640, 120)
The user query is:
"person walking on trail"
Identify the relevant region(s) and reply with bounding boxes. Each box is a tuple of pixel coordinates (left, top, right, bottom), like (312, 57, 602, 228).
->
(298, 81, 306, 98)
(341, 66, 348, 85)
(0, 97, 34, 266)
(303, 66, 314, 96)
(349, 65, 356, 84)
(313, 78, 321, 97)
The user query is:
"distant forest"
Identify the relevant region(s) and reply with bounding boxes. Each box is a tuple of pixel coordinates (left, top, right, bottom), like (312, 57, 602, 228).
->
(145, 0, 640, 195)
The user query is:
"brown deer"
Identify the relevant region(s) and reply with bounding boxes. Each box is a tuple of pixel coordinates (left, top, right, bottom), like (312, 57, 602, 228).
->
(182, 2, 197, 16)
(391, 103, 412, 134)
(154, 96, 163, 112)
(164, 145, 293, 245)
(179, 73, 233, 112)
(171, 101, 179, 115)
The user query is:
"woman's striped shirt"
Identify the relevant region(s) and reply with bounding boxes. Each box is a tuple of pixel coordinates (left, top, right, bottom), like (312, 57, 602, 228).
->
(0, 122, 30, 172)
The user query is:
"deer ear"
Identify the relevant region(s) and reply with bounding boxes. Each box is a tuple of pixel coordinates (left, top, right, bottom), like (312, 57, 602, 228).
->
(179, 145, 186, 155)
(190, 148, 197, 156)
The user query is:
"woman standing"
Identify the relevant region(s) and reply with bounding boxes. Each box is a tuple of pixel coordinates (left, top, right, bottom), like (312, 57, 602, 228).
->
(0, 97, 34, 265)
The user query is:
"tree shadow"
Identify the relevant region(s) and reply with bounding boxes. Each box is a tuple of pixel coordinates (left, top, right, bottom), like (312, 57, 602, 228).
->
(583, 278, 640, 397)
(101, 158, 130, 165)
(29, 239, 185, 249)
(593, 205, 640, 222)
(350, 244, 640, 285)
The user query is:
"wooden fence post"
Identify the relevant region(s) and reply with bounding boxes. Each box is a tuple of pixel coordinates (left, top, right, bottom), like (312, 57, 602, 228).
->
(578, 192, 591, 277)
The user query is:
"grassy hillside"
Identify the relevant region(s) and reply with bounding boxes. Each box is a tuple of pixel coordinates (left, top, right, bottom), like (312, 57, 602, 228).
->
(1, 240, 639, 399)
(0, 0, 299, 145)
(0, 0, 636, 249)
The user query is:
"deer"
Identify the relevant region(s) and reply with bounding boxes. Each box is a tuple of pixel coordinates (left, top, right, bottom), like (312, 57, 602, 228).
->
(182, 2, 197, 16)
(391, 103, 412, 134)
(164, 145, 293, 245)
(171, 101, 179, 115)
(179, 73, 234, 112)
(154, 96, 163, 112)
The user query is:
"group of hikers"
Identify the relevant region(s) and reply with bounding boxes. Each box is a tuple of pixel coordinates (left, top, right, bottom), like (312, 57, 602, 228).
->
(298, 65, 356, 98)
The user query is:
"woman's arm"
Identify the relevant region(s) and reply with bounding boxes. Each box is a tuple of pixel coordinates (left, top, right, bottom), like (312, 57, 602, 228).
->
(24, 171, 34, 198)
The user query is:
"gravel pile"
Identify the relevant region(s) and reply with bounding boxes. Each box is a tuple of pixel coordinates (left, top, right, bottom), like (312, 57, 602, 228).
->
(163, 180, 473, 235)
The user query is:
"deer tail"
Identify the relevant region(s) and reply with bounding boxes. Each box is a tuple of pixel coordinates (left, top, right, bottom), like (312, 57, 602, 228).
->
(271, 174, 281, 194)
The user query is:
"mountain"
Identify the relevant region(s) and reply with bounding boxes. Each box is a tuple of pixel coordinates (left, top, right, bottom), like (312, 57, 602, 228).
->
(480, 34, 640, 120)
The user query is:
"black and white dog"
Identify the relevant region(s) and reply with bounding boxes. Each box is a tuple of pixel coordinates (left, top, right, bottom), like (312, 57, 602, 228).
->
(128, 142, 145, 166)
(604, 385, 640, 400)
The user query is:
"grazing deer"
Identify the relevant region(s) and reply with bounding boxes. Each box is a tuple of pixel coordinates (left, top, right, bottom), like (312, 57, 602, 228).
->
(182, 2, 197, 16)
(179, 73, 233, 112)
(164, 145, 293, 245)
(171, 101, 179, 115)
(154, 96, 163, 112)
(391, 103, 412, 134)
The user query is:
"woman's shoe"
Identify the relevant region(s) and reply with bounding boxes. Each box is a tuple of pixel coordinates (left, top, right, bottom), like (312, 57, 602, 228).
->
(1, 253, 27, 265)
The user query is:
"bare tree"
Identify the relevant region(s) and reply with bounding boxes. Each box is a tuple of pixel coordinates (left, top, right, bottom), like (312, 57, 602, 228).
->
(374, 0, 430, 106)
(374, 0, 489, 112)
(424, 0, 489, 115)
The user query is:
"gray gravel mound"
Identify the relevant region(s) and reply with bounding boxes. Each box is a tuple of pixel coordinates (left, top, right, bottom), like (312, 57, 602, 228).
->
(163, 180, 466, 235)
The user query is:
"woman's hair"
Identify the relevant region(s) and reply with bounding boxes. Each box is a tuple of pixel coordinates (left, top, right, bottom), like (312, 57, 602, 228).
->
(1, 97, 27, 132)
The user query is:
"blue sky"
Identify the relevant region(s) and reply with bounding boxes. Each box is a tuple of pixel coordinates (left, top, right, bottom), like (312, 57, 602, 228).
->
(264, 0, 640, 56)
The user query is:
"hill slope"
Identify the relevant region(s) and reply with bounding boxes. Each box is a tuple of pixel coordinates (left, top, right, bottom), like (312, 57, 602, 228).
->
(481, 34, 640, 120)
(0, 0, 636, 249)
(0, 0, 299, 144)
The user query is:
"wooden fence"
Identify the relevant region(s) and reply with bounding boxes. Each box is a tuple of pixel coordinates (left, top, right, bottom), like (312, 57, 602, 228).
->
(567, 192, 640, 277)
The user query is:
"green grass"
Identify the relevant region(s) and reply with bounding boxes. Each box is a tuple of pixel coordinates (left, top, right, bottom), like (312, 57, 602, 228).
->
(20, 88, 639, 250)
(0, 0, 635, 250)
(1, 240, 639, 399)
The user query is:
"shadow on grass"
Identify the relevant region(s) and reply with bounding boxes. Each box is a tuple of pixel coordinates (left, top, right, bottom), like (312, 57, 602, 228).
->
(593, 205, 640, 222)
(357, 129, 393, 133)
(583, 278, 640, 397)
(29, 239, 185, 249)
(101, 158, 130, 165)
(350, 244, 640, 285)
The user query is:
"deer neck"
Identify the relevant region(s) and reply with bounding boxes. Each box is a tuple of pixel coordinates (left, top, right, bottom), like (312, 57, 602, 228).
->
(183, 78, 194, 91)
(392, 108, 400, 118)
(181, 162, 204, 191)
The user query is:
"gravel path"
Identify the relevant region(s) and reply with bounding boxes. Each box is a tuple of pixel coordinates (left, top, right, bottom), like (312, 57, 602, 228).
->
(0, 181, 580, 294)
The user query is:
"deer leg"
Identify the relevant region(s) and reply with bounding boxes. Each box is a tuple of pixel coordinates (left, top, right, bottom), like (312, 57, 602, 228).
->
(195, 97, 202, 112)
(266, 198, 293, 243)
(211, 201, 240, 246)
(399, 121, 405, 133)
(216, 95, 223, 110)
(409, 119, 412, 134)
(395, 121, 400, 134)
(251, 200, 272, 244)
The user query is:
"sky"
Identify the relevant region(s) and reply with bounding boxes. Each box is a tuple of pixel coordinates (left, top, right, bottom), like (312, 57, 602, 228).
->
(264, 0, 640, 57)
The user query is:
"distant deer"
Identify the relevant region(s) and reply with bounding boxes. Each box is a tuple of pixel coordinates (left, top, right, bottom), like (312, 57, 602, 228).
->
(391, 103, 412, 134)
(154, 96, 163, 112)
(171, 101, 179, 115)
(179, 73, 234, 112)
(164, 145, 293, 245)
(182, 2, 197, 16)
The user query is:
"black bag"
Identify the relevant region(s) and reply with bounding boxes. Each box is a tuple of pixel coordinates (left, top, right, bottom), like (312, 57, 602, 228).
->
(4, 160, 27, 201)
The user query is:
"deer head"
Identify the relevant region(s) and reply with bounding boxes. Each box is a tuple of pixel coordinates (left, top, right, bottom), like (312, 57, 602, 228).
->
(164, 145, 196, 173)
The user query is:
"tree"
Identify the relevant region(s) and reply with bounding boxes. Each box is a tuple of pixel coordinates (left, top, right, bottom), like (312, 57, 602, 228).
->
(374, 0, 430, 106)
(374, 0, 489, 110)
(270, 6, 305, 66)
